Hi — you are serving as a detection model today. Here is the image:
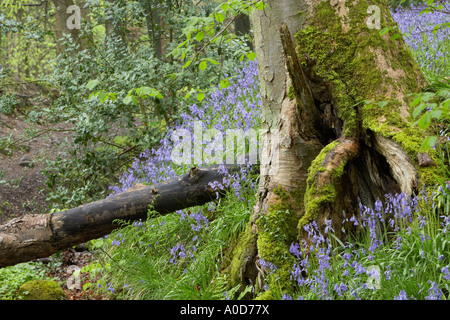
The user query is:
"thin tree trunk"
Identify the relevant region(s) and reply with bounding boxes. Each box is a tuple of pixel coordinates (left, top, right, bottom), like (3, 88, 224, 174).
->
(53, 0, 75, 54)
(144, 0, 162, 59)
(234, 14, 253, 50)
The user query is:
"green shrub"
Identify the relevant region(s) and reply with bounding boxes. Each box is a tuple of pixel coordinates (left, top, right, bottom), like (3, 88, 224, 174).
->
(0, 262, 49, 300)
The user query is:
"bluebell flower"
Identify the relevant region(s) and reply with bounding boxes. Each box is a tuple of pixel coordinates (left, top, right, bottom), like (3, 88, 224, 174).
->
(441, 265, 450, 280)
(394, 290, 408, 300)
(289, 242, 301, 258)
(417, 215, 426, 229)
(282, 293, 293, 300)
(425, 281, 442, 300)
(384, 266, 391, 280)
(107, 283, 115, 293)
(333, 282, 348, 297)
(324, 218, 334, 234)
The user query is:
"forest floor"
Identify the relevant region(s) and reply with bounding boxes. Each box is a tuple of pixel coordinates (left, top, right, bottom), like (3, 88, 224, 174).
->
(0, 80, 66, 224)
(0, 83, 105, 299)
(0, 112, 63, 224)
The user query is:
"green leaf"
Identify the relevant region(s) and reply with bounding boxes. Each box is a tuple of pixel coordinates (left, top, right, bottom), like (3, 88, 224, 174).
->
(199, 60, 207, 71)
(196, 31, 205, 42)
(177, 39, 188, 48)
(96, 91, 107, 103)
(214, 12, 225, 23)
(123, 95, 133, 105)
(220, 3, 230, 12)
(361, 100, 373, 110)
(429, 109, 442, 120)
(86, 79, 99, 91)
(417, 112, 432, 129)
(437, 89, 450, 99)
(377, 100, 389, 108)
(220, 78, 230, 89)
(427, 102, 438, 110)
(412, 103, 426, 119)
(421, 92, 435, 102)
(206, 58, 219, 65)
(197, 92, 205, 102)
(390, 33, 401, 40)
(432, 23, 443, 35)
(420, 135, 437, 151)
(247, 51, 256, 61)
(137, 86, 153, 96)
(379, 27, 390, 36)
(183, 58, 193, 69)
(442, 98, 450, 108)
(136, 87, 163, 100)
(410, 95, 423, 108)
(255, 1, 266, 10)
(82, 283, 91, 291)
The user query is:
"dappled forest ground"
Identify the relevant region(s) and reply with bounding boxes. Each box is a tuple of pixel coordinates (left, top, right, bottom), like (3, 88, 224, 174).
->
(0, 84, 102, 299)
(0, 82, 66, 224)
(1, 0, 449, 301)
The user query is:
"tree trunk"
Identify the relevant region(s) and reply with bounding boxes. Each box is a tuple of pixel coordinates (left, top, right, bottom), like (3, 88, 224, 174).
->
(234, 14, 253, 50)
(0, 164, 242, 268)
(228, 0, 433, 298)
(53, 0, 89, 54)
(144, 0, 162, 59)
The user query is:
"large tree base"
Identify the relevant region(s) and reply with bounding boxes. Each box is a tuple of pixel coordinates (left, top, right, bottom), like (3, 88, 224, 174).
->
(228, 2, 433, 297)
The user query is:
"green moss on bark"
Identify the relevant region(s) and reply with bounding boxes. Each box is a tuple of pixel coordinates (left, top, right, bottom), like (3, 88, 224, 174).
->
(228, 220, 258, 290)
(299, 141, 340, 232)
(19, 280, 66, 300)
(361, 105, 441, 186)
(294, 0, 439, 187)
(294, 0, 424, 135)
(254, 186, 299, 298)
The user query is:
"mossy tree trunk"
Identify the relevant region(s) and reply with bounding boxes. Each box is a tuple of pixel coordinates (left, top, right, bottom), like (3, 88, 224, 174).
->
(228, 0, 435, 298)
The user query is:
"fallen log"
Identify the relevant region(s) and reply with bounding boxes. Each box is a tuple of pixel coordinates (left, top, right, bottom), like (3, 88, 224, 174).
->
(0, 163, 250, 268)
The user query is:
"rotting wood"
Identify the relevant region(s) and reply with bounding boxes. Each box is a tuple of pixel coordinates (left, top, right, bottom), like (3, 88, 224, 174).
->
(0, 161, 257, 268)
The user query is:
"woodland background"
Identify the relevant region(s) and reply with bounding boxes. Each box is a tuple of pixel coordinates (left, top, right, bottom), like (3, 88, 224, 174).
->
(0, 0, 449, 300)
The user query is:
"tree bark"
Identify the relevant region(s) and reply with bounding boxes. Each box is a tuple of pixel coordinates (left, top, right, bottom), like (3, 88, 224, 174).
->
(0, 163, 243, 268)
(229, 0, 431, 297)
(144, 0, 162, 59)
(234, 14, 253, 50)
(53, 0, 89, 54)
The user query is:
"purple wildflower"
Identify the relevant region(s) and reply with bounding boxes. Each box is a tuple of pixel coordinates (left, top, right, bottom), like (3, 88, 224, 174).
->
(394, 290, 409, 300)
(282, 293, 293, 300)
(425, 281, 442, 300)
(333, 282, 349, 297)
(441, 265, 450, 280)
